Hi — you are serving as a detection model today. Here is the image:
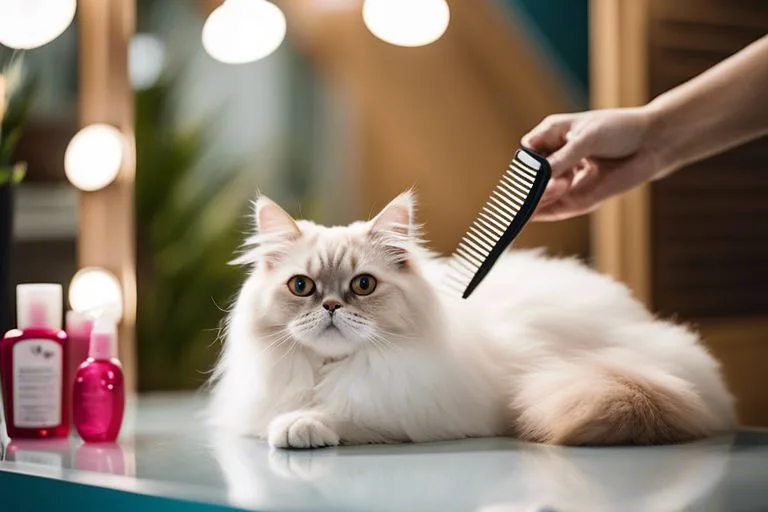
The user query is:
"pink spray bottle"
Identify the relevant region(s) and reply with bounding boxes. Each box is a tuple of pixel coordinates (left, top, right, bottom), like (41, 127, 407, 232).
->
(73, 318, 125, 443)
(65, 310, 94, 426)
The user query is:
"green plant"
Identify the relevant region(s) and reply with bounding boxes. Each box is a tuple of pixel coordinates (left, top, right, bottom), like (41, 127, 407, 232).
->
(0, 53, 35, 184)
(134, 47, 321, 391)
(0, 163, 25, 185)
(135, 74, 257, 391)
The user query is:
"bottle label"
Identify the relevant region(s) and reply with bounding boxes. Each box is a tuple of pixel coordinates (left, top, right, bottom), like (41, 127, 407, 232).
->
(12, 339, 63, 428)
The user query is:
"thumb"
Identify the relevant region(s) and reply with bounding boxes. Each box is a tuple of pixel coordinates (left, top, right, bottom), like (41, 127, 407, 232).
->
(547, 131, 594, 178)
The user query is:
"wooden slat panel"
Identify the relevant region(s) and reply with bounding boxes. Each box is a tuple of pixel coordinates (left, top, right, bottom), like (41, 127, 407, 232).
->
(648, 0, 768, 319)
(652, 0, 768, 30)
(700, 317, 768, 427)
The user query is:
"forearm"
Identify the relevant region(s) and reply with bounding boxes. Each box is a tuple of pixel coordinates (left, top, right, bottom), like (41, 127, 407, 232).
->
(645, 35, 768, 172)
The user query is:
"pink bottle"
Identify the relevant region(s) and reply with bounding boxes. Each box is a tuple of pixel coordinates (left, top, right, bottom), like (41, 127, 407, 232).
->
(73, 319, 125, 443)
(1, 284, 70, 439)
(65, 310, 94, 425)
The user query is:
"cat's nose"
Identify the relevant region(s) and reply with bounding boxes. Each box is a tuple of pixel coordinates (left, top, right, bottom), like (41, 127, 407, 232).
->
(323, 300, 343, 314)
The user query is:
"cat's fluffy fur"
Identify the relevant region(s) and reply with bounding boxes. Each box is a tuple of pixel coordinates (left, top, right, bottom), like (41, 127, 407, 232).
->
(208, 191, 736, 448)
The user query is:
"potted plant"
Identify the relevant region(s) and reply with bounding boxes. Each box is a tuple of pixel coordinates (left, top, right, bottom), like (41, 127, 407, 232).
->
(0, 56, 33, 335)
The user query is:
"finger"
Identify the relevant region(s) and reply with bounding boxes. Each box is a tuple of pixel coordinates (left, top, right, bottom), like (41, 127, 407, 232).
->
(547, 131, 596, 178)
(533, 178, 595, 221)
(521, 115, 574, 156)
(538, 172, 574, 207)
(570, 159, 595, 188)
(535, 158, 645, 221)
(533, 201, 593, 222)
(532, 173, 575, 221)
(566, 158, 643, 207)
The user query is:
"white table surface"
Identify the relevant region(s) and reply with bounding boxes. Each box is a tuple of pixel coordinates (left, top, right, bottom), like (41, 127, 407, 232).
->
(2, 392, 768, 511)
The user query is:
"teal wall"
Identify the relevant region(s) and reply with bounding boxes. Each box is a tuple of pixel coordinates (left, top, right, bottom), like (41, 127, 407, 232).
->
(502, 0, 589, 105)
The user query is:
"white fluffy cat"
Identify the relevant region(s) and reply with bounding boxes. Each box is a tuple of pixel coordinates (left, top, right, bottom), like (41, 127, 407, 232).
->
(208, 191, 736, 448)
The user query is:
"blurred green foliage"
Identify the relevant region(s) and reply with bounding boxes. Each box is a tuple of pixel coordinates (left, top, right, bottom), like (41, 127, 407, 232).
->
(133, 39, 323, 391)
(134, 76, 253, 391)
(0, 54, 35, 183)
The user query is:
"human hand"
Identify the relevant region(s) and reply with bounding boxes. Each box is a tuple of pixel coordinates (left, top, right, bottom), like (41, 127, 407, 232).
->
(522, 107, 669, 221)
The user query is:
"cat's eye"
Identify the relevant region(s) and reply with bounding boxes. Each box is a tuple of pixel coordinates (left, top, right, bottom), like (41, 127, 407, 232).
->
(350, 274, 377, 296)
(287, 275, 315, 297)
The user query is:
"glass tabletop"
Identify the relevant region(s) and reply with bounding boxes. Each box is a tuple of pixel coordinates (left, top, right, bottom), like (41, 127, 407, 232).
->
(2, 393, 768, 511)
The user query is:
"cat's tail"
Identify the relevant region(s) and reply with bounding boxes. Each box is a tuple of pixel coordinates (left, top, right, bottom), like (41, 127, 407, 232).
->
(512, 351, 734, 446)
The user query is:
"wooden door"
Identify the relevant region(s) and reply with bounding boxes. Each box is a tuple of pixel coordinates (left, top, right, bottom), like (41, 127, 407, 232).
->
(591, 0, 768, 426)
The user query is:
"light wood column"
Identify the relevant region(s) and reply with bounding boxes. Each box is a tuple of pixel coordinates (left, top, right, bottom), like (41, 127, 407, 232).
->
(589, 0, 652, 305)
(76, 0, 137, 393)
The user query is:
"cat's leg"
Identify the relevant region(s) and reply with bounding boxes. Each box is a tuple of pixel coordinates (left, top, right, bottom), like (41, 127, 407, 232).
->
(268, 410, 340, 449)
(511, 355, 727, 446)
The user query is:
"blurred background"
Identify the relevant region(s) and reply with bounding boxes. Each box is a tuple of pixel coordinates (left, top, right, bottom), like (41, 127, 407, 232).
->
(1, 0, 766, 424)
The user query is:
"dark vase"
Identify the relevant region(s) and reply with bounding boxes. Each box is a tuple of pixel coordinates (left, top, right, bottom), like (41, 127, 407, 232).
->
(0, 183, 12, 336)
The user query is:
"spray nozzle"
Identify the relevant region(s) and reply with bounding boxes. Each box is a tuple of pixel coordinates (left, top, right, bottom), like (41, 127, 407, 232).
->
(88, 317, 119, 360)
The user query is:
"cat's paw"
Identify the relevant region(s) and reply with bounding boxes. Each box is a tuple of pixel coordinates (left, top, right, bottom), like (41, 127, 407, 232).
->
(268, 411, 340, 449)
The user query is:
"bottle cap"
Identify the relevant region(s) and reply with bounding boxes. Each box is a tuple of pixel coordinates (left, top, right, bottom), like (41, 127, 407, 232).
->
(17, 283, 63, 330)
(66, 310, 95, 339)
(89, 317, 118, 360)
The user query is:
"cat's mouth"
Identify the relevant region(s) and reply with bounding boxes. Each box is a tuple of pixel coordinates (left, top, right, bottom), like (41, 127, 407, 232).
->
(314, 321, 352, 346)
(322, 323, 340, 334)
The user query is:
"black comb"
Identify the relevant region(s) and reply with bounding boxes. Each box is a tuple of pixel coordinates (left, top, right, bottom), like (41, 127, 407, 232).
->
(443, 148, 551, 299)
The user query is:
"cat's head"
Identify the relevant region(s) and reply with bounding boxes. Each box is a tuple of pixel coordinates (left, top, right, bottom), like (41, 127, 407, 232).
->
(233, 191, 441, 358)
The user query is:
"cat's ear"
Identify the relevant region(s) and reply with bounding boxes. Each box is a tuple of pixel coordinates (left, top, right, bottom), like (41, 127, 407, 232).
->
(370, 190, 414, 237)
(255, 196, 300, 239)
(230, 195, 300, 267)
(369, 190, 418, 267)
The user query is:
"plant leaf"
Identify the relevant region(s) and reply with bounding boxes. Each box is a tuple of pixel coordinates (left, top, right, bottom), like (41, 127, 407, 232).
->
(0, 54, 36, 168)
(11, 161, 26, 184)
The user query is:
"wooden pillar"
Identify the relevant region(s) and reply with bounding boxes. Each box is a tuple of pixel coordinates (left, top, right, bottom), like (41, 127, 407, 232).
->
(589, 0, 652, 305)
(76, 0, 137, 393)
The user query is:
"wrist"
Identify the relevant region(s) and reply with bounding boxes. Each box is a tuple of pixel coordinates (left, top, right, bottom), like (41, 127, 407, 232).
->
(640, 98, 684, 176)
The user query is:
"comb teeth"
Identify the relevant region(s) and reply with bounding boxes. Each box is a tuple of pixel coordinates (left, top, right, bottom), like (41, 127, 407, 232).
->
(441, 149, 549, 299)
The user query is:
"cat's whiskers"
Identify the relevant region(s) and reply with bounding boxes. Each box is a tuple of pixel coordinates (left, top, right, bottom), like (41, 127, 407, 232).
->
(335, 314, 373, 338)
(367, 335, 388, 354)
(269, 339, 299, 369)
(259, 327, 293, 341)
(288, 310, 330, 346)
(367, 331, 403, 353)
(208, 322, 228, 348)
(366, 335, 387, 355)
(292, 311, 325, 332)
(256, 327, 297, 353)
(370, 336, 400, 354)
(351, 318, 416, 341)
(257, 332, 295, 357)
(373, 327, 418, 341)
(336, 314, 409, 350)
